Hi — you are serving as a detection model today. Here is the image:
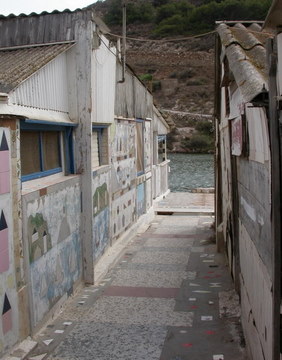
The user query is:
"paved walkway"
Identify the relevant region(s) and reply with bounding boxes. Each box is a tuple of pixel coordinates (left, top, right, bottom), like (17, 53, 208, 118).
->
(24, 208, 247, 360)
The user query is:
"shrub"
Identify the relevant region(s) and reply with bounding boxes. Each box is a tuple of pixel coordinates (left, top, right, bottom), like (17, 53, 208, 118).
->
(181, 133, 213, 152)
(195, 120, 214, 135)
(139, 73, 153, 82)
(104, 0, 155, 25)
(152, 80, 162, 91)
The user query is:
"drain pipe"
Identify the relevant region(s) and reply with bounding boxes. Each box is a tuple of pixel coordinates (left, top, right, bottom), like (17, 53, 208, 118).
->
(118, 2, 126, 83)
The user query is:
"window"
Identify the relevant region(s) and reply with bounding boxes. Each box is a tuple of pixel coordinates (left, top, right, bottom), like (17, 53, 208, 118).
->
(20, 120, 75, 181)
(158, 135, 166, 164)
(92, 126, 109, 169)
(136, 119, 144, 175)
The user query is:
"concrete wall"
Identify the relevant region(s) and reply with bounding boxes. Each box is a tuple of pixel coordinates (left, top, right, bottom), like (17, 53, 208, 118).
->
(236, 124, 272, 360)
(22, 178, 82, 328)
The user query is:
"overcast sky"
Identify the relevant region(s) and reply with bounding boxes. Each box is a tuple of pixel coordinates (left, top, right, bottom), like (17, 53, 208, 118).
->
(1, 0, 100, 16)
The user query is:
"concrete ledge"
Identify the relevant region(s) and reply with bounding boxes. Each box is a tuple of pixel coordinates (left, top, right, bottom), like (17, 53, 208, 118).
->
(5, 337, 37, 360)
(155, 208, 214, 215)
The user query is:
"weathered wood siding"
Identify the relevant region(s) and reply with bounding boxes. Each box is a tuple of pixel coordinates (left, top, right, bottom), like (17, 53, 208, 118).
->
(216, 42, 273, 359)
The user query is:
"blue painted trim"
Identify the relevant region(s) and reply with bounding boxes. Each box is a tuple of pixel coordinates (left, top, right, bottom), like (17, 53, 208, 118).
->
(21, 167, 62, 182)
(137, 171, 145, 176)
(136, 118, 144, 123)
(23, 119, 77, 127)
(64, 127, 75, 174)
(92, 125, 109, 129)
(21, 122, 67, 131)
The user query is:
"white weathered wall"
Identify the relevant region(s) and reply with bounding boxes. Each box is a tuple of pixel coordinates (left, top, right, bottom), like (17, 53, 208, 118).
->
(10, 52, 69, 113)
(93, 35, 116, 124)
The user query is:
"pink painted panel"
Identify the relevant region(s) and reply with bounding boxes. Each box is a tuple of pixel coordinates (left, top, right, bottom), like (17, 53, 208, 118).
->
(2, 309, 12, 334)
(0, 248, 9, 273)
(0, 228, 8, 252)
(0, 151, 9, 173)
(0, 171, 10, 195)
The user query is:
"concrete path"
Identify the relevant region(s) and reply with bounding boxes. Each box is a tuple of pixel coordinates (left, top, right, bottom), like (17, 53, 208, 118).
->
(155, 192, 214, 215)
(25, 212, 248, 360)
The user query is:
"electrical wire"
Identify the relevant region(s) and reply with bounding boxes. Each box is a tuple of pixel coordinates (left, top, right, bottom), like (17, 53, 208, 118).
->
(107, 30, 216, 43)
(104, 25, 274, 43)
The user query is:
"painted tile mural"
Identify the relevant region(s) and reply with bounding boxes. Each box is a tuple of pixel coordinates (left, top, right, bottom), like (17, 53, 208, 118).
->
(29, 214, 52, 263)
(146, 178, 152, 211)
(92, 170, 110, 260)
(112, 189, 136, 239)
(0, 128, 19, 357)
(111, 121, 136, 192)
(24, 183, 82, 327)
(137, 183, 146, 218)
(144, 120, 151, 172)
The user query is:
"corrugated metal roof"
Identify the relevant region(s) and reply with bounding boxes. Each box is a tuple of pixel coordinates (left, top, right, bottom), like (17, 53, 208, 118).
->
(0, 6, 110, 41)
(0, 42, 74, 93)
(217, 22, 273, 103)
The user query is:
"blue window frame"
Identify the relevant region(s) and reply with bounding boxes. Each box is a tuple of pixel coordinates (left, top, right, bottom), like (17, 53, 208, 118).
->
(20, 119, 76, 182)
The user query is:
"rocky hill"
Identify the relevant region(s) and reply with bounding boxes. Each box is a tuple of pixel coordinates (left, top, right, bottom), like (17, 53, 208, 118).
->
(92, 0, 271, 152)
(126, 31, 215, 153)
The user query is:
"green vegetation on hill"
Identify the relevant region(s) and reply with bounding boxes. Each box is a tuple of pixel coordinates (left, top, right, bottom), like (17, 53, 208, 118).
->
(103, 0, 272, 36)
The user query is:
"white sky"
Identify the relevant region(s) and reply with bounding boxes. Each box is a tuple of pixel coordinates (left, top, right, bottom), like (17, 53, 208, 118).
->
(1, 0, 101, 16)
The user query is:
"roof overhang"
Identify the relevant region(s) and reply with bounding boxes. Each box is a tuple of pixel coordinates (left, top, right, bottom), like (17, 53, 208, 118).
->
(263, 0, 282, 32)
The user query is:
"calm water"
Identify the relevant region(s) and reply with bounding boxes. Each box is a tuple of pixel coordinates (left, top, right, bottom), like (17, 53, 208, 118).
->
(167, 153, 214, 192)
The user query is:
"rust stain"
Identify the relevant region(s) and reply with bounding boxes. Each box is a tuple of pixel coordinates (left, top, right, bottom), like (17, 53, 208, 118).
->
(39, 187, 47, 197)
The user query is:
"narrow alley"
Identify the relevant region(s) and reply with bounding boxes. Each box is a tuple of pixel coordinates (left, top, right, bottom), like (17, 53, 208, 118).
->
(21, 193, 247, 360)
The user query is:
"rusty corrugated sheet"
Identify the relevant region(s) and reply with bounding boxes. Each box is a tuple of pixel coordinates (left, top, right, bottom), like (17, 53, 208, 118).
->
(217, 22, 273, 103)
(0, 42, 74, 93)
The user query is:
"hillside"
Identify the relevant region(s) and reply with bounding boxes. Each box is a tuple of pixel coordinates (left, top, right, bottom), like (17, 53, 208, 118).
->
(126, 31, 215, 153)
(92, 0, 271, 152)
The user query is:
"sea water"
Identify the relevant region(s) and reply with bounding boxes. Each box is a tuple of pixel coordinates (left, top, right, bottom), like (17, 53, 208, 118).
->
(168, 153, 214, 192)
